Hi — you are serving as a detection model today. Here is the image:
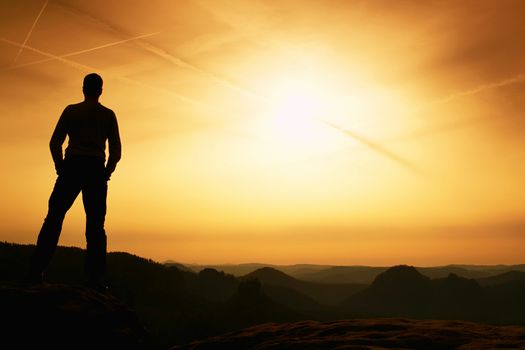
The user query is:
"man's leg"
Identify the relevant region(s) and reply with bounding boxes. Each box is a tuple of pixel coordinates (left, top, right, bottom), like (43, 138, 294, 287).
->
(29, 173, 81, 279)
(82, 171, 108, 284)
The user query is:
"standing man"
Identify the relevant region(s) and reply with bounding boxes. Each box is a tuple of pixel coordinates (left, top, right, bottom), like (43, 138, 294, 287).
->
(28, 73, 121, 290)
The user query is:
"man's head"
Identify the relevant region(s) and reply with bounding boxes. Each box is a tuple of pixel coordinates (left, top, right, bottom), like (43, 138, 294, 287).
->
(83, 73, 103, 98)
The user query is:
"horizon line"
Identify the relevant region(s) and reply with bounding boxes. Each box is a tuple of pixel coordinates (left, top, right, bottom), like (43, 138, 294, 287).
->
(3, 240, 524, 268)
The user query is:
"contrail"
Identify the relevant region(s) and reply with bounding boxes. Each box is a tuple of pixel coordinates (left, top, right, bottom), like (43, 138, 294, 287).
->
(9, 31, 161, 70)
(389, 115, 490, 143)
(321, 120, 424, 176)
(12, 0, 48, 65)
(394, 73, 525, 145)
(195, 0, 287, 51)
(55, 1, 261, 101)
(136, 41, 262, 100)
(427, 73, 525, 107)
(2, 37, 94, 71)
(0, 37, 201, 106)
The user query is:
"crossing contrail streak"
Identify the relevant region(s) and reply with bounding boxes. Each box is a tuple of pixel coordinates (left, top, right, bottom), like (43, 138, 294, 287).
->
(12, 0, 48, 65)
(135, 41, 262, 100)
(2, 37, 94, 71)
(54, 1, 261, 101)
(389, 116, 490, 143)
(425, 73, 525, 108)
(0, 37, 202, 106)
(321, 120, 424, 176)
(9, 31, 161, 70)
(441, 73, 525, 102)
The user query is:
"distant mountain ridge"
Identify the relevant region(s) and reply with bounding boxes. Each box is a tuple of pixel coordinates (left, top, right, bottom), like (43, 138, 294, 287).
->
(345, 265, 524, 323)
(346, 265, 434, 317)
(476, 270, 525, 287)
(168, 262, 330, 279)
(169, 261, 525, 284)
(244, 267, 365, 306)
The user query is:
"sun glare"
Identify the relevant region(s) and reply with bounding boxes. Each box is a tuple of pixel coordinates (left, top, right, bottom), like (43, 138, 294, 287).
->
(271, 78, 326, 121)
(254, 75, 349, 157)
(270, 78, 326, 136)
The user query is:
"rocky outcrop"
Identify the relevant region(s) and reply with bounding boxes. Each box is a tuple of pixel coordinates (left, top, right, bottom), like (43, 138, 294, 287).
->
(171, 318, 525, 350)
(0, 282, 148, 349)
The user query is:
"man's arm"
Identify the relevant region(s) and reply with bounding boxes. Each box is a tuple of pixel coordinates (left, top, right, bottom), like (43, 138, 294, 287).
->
(49, 107, 69, 175)
(105, 111, 121, 179)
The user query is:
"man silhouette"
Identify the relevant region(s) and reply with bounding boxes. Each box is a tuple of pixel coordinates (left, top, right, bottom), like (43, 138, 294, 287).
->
(27, 73, 121, 290)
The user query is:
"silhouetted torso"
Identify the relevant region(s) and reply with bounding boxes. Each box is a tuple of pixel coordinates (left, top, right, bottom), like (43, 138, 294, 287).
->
(50, 101, 121, 174)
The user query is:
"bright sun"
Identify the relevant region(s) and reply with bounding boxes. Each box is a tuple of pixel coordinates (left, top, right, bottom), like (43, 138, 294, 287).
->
(257, 75, 350, 159)
(271, 78, 326, 126)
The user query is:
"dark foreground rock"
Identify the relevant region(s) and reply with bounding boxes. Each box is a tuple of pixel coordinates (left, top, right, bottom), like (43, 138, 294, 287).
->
(0, 282, 148, 349)
(171, 318, 525, 350)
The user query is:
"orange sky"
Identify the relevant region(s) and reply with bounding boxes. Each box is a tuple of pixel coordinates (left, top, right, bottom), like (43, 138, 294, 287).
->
(1, 0, 524, 265)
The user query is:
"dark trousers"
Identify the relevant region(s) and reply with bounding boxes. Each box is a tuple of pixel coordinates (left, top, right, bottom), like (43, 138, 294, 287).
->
(30, 156, 108, 280)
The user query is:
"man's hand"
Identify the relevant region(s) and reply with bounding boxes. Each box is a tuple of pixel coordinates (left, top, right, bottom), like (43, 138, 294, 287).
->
(104, 168, 112, 181)
(55, 160, 65, 176)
